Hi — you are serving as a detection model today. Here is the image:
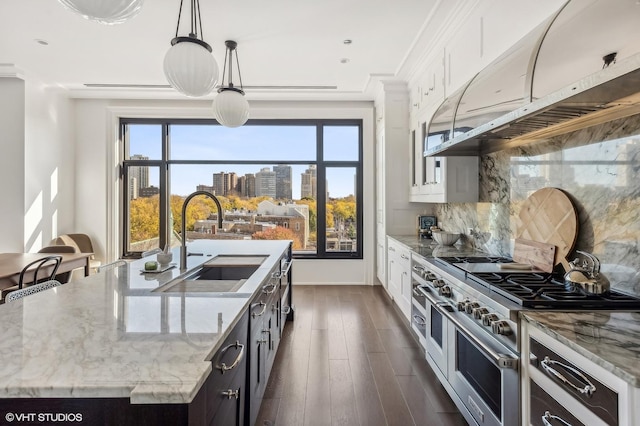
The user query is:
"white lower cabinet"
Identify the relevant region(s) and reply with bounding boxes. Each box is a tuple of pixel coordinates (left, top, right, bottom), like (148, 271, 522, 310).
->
(386, 237, 412, 321)
(521, 322, 639, 426)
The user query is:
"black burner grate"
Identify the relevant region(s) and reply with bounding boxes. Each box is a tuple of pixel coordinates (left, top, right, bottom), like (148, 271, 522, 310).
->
(437, 256, 512, 264)
(436, 255, 640, 309)
(471, 271, 640, 309)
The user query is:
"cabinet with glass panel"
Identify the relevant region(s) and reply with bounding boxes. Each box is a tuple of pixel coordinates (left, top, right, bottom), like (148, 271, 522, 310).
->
(410, 120, 478, 203)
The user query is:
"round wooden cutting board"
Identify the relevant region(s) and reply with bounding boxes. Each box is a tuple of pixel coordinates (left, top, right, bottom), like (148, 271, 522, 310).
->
(515, 187, 578, 270)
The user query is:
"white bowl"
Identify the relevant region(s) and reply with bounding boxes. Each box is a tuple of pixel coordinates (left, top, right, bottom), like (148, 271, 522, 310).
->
(432, 231, 460, 246)
(157, 252, 173, 266)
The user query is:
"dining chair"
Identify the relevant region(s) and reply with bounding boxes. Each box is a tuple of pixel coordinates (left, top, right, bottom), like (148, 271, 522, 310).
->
(38, 245, 76, 283)
(51, 233, 101, 272)
(18, 255, 63, 289)
(6, 280, 63, 303)
(97, 260, 127, 273)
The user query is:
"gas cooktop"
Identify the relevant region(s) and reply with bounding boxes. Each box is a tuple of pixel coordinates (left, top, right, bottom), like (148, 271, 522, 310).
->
(435, 256, 640, 310)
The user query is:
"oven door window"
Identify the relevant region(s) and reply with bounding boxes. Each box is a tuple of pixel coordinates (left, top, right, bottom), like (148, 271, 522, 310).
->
(457, 332, 502, 419)
(431, 305, 443, 347)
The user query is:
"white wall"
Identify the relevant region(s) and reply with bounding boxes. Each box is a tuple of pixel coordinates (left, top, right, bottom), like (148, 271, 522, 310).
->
(0, 76, 25, 252)
(0, 71, 75, 253)
(72, 98, 376, 285)
(24, 78, 75, 252)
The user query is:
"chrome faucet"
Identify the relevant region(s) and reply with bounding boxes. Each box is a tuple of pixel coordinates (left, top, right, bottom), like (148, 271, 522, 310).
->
(180, 190, 224, 270)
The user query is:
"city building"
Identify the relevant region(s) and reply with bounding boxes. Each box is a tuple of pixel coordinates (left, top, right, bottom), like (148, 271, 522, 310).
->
(255, 167, 276, 198)
(301, 165, 317, 199)
(139, 185, 160, 198)
(196, 184, 215, 194)
(129, 154, 149, 200)
(238, 174, 256, 198)
(273, 164, 292, 200)
(212, 172, 239, 196)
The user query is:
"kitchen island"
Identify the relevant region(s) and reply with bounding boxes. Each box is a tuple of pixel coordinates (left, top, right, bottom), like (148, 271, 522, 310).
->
(0, 240, 292, 425)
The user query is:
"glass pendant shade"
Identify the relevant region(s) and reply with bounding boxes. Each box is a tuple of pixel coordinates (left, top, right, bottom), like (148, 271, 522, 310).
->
(213, 89, 250, 128)
(163, 40, 219, 97)
(57, 0, 144, 24)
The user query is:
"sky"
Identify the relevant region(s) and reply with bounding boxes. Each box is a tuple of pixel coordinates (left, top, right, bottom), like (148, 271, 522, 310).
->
(128, 124, 359, 198)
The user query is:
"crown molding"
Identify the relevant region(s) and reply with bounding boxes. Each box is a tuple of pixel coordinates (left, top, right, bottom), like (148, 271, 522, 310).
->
(0, 64, 24, 79)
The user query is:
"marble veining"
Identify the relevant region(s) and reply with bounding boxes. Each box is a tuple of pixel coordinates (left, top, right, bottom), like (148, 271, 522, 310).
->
(387, 235, 487, 258)
(522, 311, 640, 387)
(0, 240, 290, 404)
(435, 114, 640, 296)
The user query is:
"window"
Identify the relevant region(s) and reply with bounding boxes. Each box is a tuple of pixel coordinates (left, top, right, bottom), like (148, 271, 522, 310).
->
(120, 119, 363, 259)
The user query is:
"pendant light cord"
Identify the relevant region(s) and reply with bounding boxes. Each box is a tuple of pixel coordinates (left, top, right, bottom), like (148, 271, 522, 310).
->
(174, 0, 183, 38)
(173, 0, 205, 40)
(220, 42, 244, 91)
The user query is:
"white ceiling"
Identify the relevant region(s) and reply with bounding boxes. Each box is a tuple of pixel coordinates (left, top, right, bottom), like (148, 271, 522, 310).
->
(0, 0, 454, 101)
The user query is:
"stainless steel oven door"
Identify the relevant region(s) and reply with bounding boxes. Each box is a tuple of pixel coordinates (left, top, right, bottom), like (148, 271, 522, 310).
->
(411, 297, 427, 350)
(422, 286, 449, 378)
(445, 311, 519, 426)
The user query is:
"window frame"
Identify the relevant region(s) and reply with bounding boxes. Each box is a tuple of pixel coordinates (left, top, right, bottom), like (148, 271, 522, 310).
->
(119, 118, 363, 260)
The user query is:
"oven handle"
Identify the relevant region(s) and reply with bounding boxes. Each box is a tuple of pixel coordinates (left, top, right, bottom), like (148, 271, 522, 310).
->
(412, 314, 426, 326)
(423, 289, 518, 370)
(541, 356, 596, 397)
(542, 411, 573, 426)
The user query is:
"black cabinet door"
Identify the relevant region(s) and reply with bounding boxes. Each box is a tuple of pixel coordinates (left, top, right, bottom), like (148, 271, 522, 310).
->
(208, 370, 245, 426)
(248, 295, 267, 426)
(207, 311, 248, 424)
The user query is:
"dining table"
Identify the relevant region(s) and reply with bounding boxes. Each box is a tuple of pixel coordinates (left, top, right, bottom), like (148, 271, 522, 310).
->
(0, 252, 93, 299)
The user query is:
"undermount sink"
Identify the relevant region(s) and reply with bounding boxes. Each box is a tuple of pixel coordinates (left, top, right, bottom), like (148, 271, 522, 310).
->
(158, 279, 248, 293)
(154, 255, 267, 294)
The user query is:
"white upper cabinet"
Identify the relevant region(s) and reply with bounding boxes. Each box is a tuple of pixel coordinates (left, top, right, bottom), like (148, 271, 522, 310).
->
(409, 120, 479, 203)
(445, 22, 481, 96)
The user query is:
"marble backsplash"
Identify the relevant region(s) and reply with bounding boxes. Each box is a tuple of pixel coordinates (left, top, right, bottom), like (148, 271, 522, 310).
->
(434, 114, 640, 296)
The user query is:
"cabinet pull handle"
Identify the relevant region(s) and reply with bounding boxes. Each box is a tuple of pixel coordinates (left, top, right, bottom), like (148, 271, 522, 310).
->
(222, 389, 240, 399)
(542, 411, 572, 426)
(281, 305, 292, 315)
(262, 284, 277, 295)
(252, 302, 267, 318)
(282, 260, 293, 276)
(272, 271, 283, 279)
(401, 254, 409, 260)
(541, 356, 596, 397)
(215, 340, 245, 374)
(412, 315, 426, 326)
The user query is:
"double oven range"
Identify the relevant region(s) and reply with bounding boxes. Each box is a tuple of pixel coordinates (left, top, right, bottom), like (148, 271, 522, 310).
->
(410, 253, 640, 426)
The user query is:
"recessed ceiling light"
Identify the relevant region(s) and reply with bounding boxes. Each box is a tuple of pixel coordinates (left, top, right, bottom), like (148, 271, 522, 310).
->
(35, 39, 49, 46)
(340, 58, 350, 64)
(343, 39, 352, 45)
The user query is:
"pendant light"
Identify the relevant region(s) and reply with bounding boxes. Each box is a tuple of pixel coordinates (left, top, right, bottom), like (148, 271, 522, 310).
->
(57, 0, 144, 24)
(213, 40, 249, 128)
(163, 0, 218, 97)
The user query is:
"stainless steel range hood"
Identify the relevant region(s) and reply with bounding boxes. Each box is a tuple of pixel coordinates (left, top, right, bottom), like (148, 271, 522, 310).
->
(425, 0, 640, 157)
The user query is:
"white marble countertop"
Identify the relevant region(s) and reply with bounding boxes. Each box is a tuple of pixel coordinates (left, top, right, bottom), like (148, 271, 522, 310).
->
(522, 311, 640, 387)
(387, 234, 487, 258)
(0, 240, 290, 404)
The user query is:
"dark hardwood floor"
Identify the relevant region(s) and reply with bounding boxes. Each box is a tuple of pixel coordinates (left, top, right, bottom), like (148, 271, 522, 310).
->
(255, 285, 468, 426)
